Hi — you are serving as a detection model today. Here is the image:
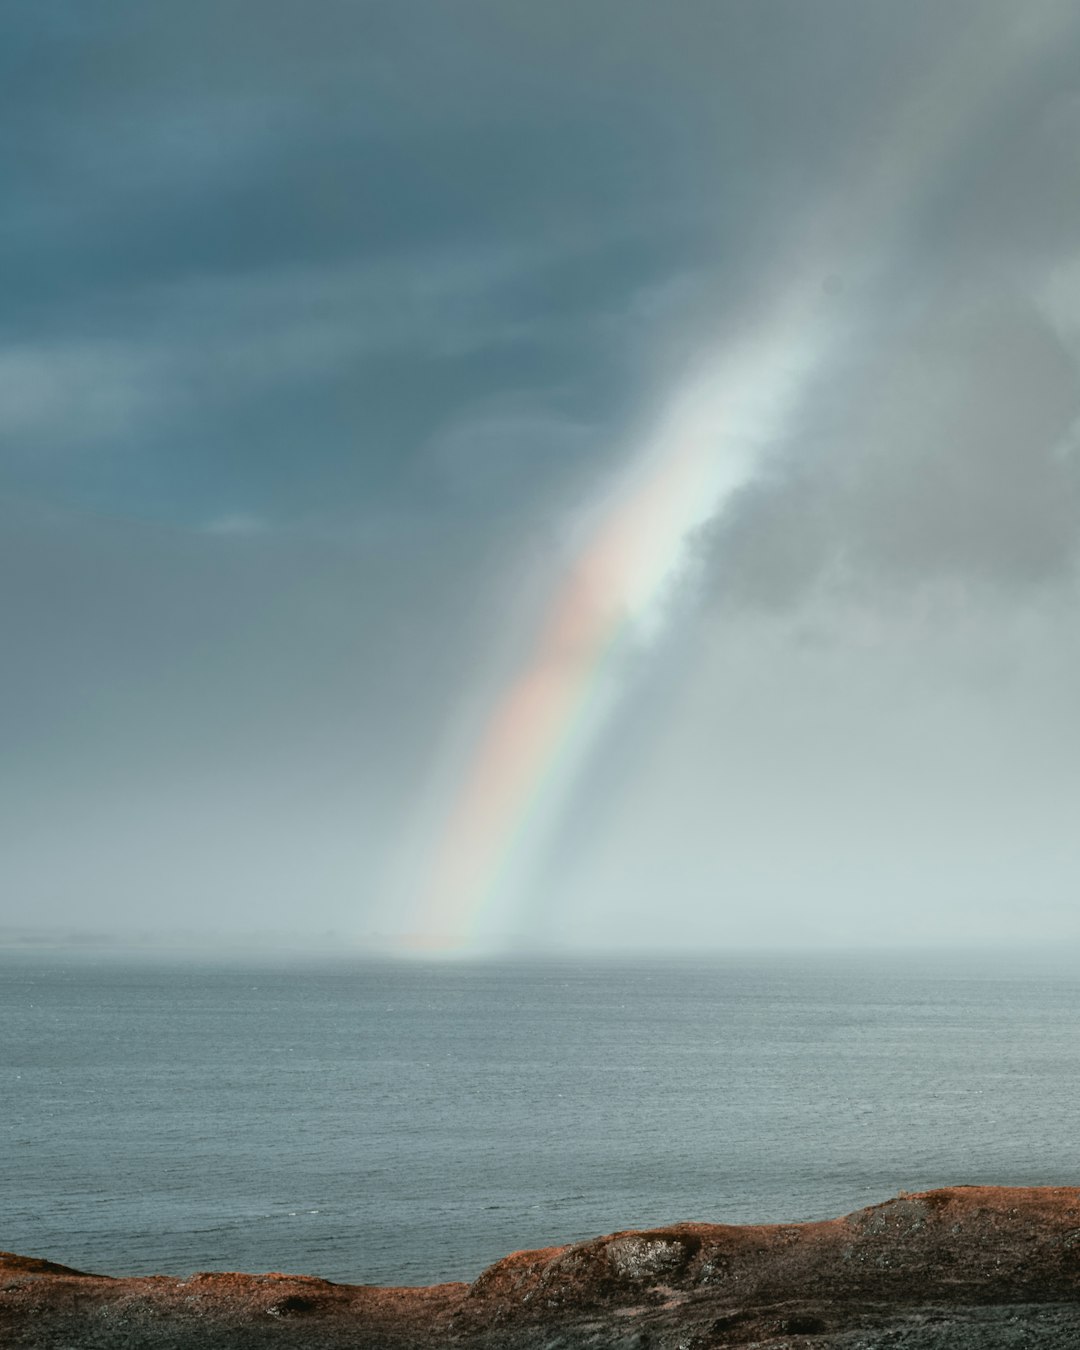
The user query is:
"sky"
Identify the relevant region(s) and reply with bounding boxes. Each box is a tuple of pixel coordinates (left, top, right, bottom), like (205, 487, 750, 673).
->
(4, 1, 1080, 954)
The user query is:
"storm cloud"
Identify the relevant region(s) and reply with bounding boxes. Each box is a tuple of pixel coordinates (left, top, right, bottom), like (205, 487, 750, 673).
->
(4, 1, 1080, 950)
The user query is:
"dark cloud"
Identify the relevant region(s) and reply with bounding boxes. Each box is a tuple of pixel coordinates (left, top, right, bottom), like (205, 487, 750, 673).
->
(1, 0, 981, 519)
(5, 0, 1080, 946)
(700, 287, 1080, 610)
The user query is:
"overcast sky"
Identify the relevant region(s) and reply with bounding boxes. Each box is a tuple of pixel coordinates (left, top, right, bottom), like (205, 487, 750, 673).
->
(4, 1, 1080, 953)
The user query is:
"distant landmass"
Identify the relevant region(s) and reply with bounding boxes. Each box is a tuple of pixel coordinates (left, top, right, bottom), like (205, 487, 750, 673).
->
(5, 1187, 1080, 1348)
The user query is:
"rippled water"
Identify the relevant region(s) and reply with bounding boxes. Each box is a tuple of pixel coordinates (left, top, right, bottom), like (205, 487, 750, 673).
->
(3, 948, 1079, 1284)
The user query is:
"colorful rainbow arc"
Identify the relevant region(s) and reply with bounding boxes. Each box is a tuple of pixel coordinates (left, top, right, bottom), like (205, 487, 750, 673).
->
(396, 6, 1075, 953)
(403, 296, 829, 950)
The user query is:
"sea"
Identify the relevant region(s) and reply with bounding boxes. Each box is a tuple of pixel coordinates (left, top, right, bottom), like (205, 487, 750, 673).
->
(3, 948, 1079, 1287)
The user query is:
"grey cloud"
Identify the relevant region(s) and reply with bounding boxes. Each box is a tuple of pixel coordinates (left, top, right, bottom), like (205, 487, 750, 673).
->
(11, 0, 1066, 532)
(0, 235, 673, 524)
(0, 342, 162, 447)
(700, 286, 1080, 611)
(7, 0, 1080, 949)
(685, 2, 1080, 616)
(4, 0, 991, 317)
(417, 407, 598, 515)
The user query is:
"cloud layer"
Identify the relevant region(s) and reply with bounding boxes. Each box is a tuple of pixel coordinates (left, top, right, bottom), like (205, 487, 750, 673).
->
(4, 2, 1080, 948)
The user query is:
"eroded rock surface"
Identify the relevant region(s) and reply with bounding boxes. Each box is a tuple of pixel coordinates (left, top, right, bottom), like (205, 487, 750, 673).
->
(5, 1187, 1080, 1348)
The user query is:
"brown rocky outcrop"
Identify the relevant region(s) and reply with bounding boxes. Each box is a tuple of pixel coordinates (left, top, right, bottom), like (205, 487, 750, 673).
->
(5, 1186, 1080, 1347)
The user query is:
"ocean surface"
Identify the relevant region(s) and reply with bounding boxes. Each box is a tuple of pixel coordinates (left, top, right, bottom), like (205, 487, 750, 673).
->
(3, 948, 1079, 1286)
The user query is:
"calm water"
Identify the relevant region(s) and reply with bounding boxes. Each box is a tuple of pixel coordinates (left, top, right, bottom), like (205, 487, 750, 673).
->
(3, 949, 1079, 1285)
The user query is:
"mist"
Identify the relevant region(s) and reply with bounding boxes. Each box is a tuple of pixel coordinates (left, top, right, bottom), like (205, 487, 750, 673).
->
(4, 1, 1080, 954)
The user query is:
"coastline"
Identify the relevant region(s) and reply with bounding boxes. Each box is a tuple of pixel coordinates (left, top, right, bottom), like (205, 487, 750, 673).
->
(5, 1186, 1080, 1348)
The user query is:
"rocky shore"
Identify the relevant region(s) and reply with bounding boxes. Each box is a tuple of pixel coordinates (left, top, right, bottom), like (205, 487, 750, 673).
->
(5, 1186, 1080, 1348)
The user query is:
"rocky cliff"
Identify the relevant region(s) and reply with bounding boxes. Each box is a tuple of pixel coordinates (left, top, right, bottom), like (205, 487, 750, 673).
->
(5, 1186, 1080, 1348)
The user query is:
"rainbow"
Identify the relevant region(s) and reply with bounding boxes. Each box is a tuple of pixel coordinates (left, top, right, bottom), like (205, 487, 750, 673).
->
(402, 290, 833, 949)
(393, 4, 1074, 952)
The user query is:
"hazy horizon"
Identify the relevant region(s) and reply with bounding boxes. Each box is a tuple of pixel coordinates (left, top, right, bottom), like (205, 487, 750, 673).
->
(7, 925, 1080, 967)
(6, 2, 1080, 956)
